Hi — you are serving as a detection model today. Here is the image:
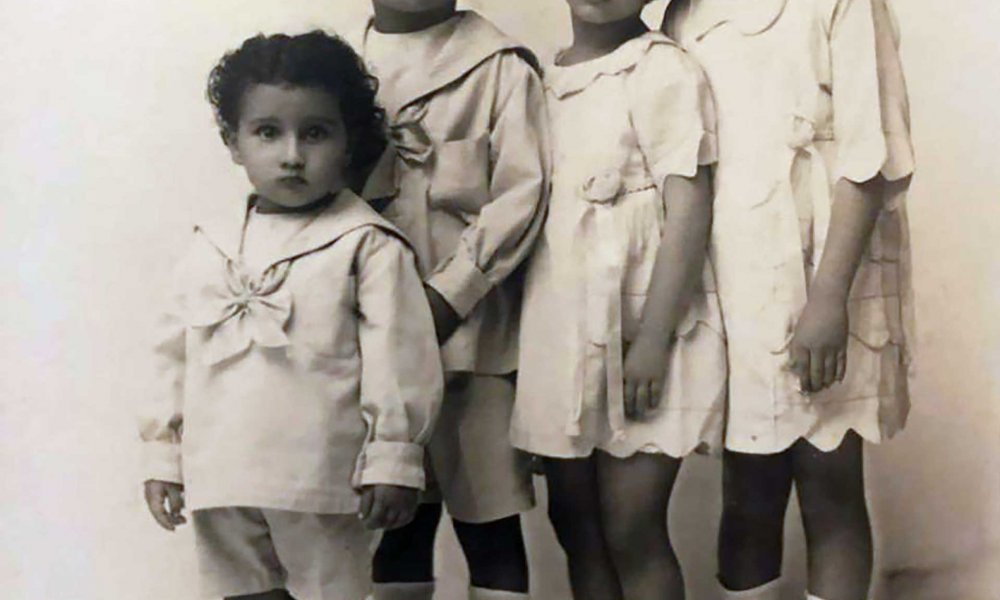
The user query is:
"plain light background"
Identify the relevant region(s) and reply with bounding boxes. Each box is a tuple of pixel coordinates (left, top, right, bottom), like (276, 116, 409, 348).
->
(2, 1, 998, 598)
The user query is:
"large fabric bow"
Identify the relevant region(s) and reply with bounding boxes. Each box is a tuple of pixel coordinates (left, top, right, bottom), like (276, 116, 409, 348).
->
(188, 260, 293, 366)
(565, 170, 629, 443)
(363, 103, 432, 201)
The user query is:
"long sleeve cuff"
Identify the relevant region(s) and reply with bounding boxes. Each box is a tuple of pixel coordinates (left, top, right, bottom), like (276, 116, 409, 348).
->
(142, 441, 183, 484)
(358, 441, 426, 490)
(426, 252, 494, 319)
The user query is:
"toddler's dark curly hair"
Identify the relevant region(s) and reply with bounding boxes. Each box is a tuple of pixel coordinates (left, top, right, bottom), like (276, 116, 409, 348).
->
(207, 31, 386, 181)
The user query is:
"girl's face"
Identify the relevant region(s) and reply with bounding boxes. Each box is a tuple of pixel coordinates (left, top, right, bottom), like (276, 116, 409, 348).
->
(566, 0, 648, 24)
(372, 0, 455, 13)
(228, 84, 349, 208)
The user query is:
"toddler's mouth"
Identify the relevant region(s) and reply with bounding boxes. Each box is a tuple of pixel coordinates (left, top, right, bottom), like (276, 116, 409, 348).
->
(278, 175, 307, 186)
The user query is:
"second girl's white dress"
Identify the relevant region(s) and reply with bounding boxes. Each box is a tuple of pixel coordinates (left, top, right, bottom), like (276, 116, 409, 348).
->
(512, 32, 727, 459)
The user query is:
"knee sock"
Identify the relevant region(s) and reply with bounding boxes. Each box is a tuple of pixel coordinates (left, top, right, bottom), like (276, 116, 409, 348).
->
(469, 586, 529, 600)
(720, 577, 782, 600)
(371, 582, 435, 600)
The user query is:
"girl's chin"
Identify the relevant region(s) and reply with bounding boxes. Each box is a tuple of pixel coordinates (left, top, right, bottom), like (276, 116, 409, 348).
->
(255, 190, 336, 212)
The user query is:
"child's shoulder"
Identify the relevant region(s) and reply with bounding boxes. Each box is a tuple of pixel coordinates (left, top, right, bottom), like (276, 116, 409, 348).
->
(452, 11, 541, 74)
(622, 31, 710, 95)
(553, 32, 699, 85)
(631, 31, 701, 74)
(334, 191, 413, 252)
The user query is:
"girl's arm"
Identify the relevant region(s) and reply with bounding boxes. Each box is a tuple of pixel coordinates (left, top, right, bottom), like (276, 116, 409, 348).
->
(789, 177, 883, 393)
(624, 167, 712, 418)
(621, 42, 717, 419)
(792, 0, 914, 393)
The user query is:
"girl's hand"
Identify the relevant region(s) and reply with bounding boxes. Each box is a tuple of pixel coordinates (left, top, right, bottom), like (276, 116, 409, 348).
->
(424, 285, 461, 344)
(623, 335, 671, 420)
(144, 480, 186, 531)
(359, 485, 418, 531)
(789, 295, 849, 393)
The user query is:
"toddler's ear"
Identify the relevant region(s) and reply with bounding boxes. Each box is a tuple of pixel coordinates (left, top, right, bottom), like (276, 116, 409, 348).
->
(222, 131, 244, 165)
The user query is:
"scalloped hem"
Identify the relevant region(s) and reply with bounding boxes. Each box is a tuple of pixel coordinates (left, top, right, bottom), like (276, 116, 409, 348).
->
(600, 435, 721, 460)
(512, 407, 725, 460)
(724, 403, 908, 455)
(512, 436, 721, 460)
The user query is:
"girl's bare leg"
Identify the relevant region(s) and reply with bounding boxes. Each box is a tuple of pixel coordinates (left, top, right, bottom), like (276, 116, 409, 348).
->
(718, 449, 794, 591)
(453, 514, 529, 593)
(543, 456, 623, 600)
(792, 431, 872, 600)
(597, 451, 685, 599)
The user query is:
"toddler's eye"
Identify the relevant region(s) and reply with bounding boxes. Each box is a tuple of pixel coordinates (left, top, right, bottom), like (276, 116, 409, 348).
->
(303, 126, 329, 142)
(254, 125, 279, 140)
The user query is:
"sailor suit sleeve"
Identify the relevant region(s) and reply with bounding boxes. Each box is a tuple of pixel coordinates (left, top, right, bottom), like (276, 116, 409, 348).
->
(355, 228, 444, 489)
(425, 52, 551, 318)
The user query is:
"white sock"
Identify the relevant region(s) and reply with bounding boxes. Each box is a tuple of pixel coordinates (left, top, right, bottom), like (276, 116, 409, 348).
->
(720, 577, 782, 600)
(371, 581, 435, 600)
(469, 586, 529, 599)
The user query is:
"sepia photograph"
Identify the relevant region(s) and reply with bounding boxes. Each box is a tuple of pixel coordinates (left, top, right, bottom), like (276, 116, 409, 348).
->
(2, 1, 998, 599)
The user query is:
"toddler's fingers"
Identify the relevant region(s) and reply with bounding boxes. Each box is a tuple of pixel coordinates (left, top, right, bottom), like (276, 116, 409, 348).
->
(358, 488, 374, 521)
(836, 350, 847, 382)
(397, 505, 417, 529)
(363, 494, 387, 530)
(151, 505, 175, 531)
(166, 486, 186, 526)
(382, 508, 400, 530)
(144, 489, 174, 532)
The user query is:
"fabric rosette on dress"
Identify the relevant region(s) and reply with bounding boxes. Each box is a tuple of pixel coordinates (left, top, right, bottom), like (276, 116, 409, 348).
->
(362, 102, 432, 203)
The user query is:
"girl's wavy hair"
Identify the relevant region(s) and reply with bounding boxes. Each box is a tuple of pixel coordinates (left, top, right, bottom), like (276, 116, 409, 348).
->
(207, 31, 387, 181)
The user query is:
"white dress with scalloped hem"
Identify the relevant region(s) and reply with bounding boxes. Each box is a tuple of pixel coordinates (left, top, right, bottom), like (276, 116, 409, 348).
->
(664, 0, 915, 453)
(511, 32, 727, 459)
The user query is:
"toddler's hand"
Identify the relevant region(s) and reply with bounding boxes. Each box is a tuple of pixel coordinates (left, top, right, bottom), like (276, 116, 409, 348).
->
(144, 480, 186, 531)
(359, 485, 418, 531)
(789, 295, 849, 393)
(425, 286, 461, 344)
(623, 335, 671, 420)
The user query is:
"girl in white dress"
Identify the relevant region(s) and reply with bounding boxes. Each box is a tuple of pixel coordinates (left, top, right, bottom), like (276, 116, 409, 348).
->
(663, 1, 914, 599)
(513, 1, 726, 598)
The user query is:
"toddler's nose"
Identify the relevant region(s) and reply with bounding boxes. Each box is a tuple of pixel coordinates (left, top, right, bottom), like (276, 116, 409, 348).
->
(281, 139, 304, 170)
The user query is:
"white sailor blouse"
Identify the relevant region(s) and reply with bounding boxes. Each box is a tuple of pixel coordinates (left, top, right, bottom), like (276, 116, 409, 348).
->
(359, 11, 550, 375)
(139, 190, 443, 513)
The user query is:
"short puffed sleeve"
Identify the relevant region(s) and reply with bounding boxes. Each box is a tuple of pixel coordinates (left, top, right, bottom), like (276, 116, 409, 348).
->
(623, 40, 717, 188)
(828, 0, 914, 182)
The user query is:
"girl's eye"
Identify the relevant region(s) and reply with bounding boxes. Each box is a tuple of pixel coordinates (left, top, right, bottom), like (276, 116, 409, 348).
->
(254, 125, 279, 140)
(303, 126, 329, 142)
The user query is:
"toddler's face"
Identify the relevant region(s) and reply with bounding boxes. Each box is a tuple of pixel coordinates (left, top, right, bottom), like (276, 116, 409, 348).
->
(228, 84, 349, 208)
(372, 0, 455, 13)
(566, 0, 648, 24)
